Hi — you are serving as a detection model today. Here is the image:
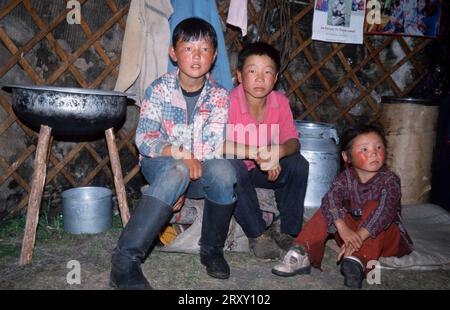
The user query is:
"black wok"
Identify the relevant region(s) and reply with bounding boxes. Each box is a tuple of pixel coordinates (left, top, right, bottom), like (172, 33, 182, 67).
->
(2, 84, 132, 137)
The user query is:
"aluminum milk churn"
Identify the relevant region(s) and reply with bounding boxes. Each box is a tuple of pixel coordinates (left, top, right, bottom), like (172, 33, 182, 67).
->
(296, 121, 340, 211)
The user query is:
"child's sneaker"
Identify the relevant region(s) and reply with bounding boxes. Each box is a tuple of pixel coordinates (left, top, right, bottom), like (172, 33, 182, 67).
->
(340, 256, 364, 289)
(271, 245, 311, 277)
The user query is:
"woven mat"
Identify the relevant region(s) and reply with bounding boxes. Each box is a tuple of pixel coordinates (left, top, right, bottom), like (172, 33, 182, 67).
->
(379, 203, 450, 270)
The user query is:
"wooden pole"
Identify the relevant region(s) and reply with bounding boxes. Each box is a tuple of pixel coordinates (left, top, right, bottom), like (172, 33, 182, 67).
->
(105, 127, 130, 226)
(19, 125, 52, 265)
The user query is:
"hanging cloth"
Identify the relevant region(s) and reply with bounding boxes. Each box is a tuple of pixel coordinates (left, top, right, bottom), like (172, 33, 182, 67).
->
(168, 0, 233, 91)
(114, 0, 173, 106)
(226, 0, 248, 37)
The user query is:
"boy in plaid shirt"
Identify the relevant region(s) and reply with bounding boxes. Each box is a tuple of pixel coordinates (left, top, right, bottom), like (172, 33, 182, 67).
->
(110, 17, 236, 290)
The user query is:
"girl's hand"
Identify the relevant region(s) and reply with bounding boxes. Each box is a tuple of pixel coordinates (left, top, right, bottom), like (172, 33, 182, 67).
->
(337, 244, 346, 262)
(337, 243, 357, 262)
(335, 220, 363, 250)
(267, 164, 282, 182)
(356, 227, 371, 241)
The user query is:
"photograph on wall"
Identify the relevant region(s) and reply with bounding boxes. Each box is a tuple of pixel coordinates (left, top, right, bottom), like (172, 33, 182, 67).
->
(364, 0, 442, 37)
(312, 0, 366, 44)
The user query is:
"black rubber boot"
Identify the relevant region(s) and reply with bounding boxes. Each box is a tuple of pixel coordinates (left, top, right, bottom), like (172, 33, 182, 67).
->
(340, 256, 364, 289)
(200, 199, 235, 279)
(110, 195, 172, 290)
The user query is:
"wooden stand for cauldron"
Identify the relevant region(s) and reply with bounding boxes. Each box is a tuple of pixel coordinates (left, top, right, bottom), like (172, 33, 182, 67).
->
(19, 125, 130, 265)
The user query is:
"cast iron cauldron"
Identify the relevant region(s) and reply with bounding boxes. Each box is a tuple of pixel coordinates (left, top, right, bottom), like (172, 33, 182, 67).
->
(2, 84, 130, 137)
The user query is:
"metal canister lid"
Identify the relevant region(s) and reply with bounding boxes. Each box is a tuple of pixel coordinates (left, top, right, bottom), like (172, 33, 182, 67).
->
(295, 120, 334, 130)
(381, 96, 437, 106)
(295, 120, 339, 144)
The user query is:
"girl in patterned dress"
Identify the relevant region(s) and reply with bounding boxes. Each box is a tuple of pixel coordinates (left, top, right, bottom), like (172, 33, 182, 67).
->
(272, 123, 413, 288)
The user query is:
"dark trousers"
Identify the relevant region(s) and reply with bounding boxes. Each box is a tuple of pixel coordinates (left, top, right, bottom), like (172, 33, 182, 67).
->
(228, 153, 309, 238)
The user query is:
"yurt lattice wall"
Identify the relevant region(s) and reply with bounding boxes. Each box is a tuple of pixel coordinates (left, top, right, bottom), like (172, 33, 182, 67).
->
(0, 0, 432, 219)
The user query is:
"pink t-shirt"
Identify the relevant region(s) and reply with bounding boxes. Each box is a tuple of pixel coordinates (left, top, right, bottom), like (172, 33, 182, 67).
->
(226, 84, 299, 170)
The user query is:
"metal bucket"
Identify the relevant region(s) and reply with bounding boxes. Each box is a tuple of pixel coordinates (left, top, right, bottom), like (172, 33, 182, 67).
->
(62, 187, 113, 234)
(296, 121, 340, 210)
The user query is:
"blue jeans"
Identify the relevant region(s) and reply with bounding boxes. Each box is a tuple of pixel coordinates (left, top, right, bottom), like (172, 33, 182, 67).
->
(140, 157, 236, 206)
(228, 153, 309, 238)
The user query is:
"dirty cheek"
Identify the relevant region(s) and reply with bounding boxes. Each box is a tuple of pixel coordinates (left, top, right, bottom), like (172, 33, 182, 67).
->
(378, 150, 386, 162)
(354, 151, 369, 166)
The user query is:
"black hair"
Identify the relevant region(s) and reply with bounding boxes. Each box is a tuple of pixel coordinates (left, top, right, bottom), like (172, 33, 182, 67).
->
(237, 41, 281, 72)
(172, 17, 218, 49)
(340, 123, 387, 155)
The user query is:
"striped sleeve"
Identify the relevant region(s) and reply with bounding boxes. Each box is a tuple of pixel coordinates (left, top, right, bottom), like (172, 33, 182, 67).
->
(320, 171, 348, 233)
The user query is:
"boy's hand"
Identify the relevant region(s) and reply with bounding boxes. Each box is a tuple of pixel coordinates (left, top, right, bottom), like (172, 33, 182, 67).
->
(182, 158, 202, 180)
(172, 195, 185, 212)
(256, 145, 280, 171)
(267, 163, 282, 182)
(168, 145, 202, 180)
(335, 219, 363, 250)
(247, 145, 259, 160)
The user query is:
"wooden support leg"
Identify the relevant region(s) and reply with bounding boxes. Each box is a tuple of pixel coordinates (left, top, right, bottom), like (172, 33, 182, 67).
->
(105, 128, 130, 226)
(19, 125, 52, 266)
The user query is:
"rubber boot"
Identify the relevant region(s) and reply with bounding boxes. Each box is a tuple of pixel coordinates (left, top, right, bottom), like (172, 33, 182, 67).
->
(200, 199, 235, 279)
(110, 195, 172, 290)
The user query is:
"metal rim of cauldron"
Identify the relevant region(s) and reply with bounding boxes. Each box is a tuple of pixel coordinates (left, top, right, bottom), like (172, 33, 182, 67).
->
(2, 84, 131, 97)
(1, 84, 133, 137)
(381, 96, 437, 106)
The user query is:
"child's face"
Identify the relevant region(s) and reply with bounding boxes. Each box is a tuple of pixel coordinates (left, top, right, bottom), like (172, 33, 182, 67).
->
(237, 55, 278, 102)
(342, 132, 386, 181)
(169, 37, 217, 82)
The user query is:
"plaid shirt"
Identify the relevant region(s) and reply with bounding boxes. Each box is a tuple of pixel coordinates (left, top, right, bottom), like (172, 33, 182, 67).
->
(321, 166, 404, 238)
(135, 71, 229, 161)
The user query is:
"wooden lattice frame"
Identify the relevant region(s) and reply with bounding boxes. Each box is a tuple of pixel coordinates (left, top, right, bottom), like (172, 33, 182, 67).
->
(0, 0, 137, 219)
(218, 1, 431, 123)
(0, 0, 432, 219)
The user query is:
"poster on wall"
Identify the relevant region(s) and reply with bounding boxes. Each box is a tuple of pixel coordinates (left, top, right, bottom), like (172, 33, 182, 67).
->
(312, 0, 367, 44)
(364, 0, 442, 37)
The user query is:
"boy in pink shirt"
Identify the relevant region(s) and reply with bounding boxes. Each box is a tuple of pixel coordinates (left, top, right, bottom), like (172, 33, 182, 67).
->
(225, 42, 309, 259)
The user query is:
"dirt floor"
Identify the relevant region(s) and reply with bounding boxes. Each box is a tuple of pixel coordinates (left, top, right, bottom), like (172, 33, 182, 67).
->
(0, 218, 449, 291)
